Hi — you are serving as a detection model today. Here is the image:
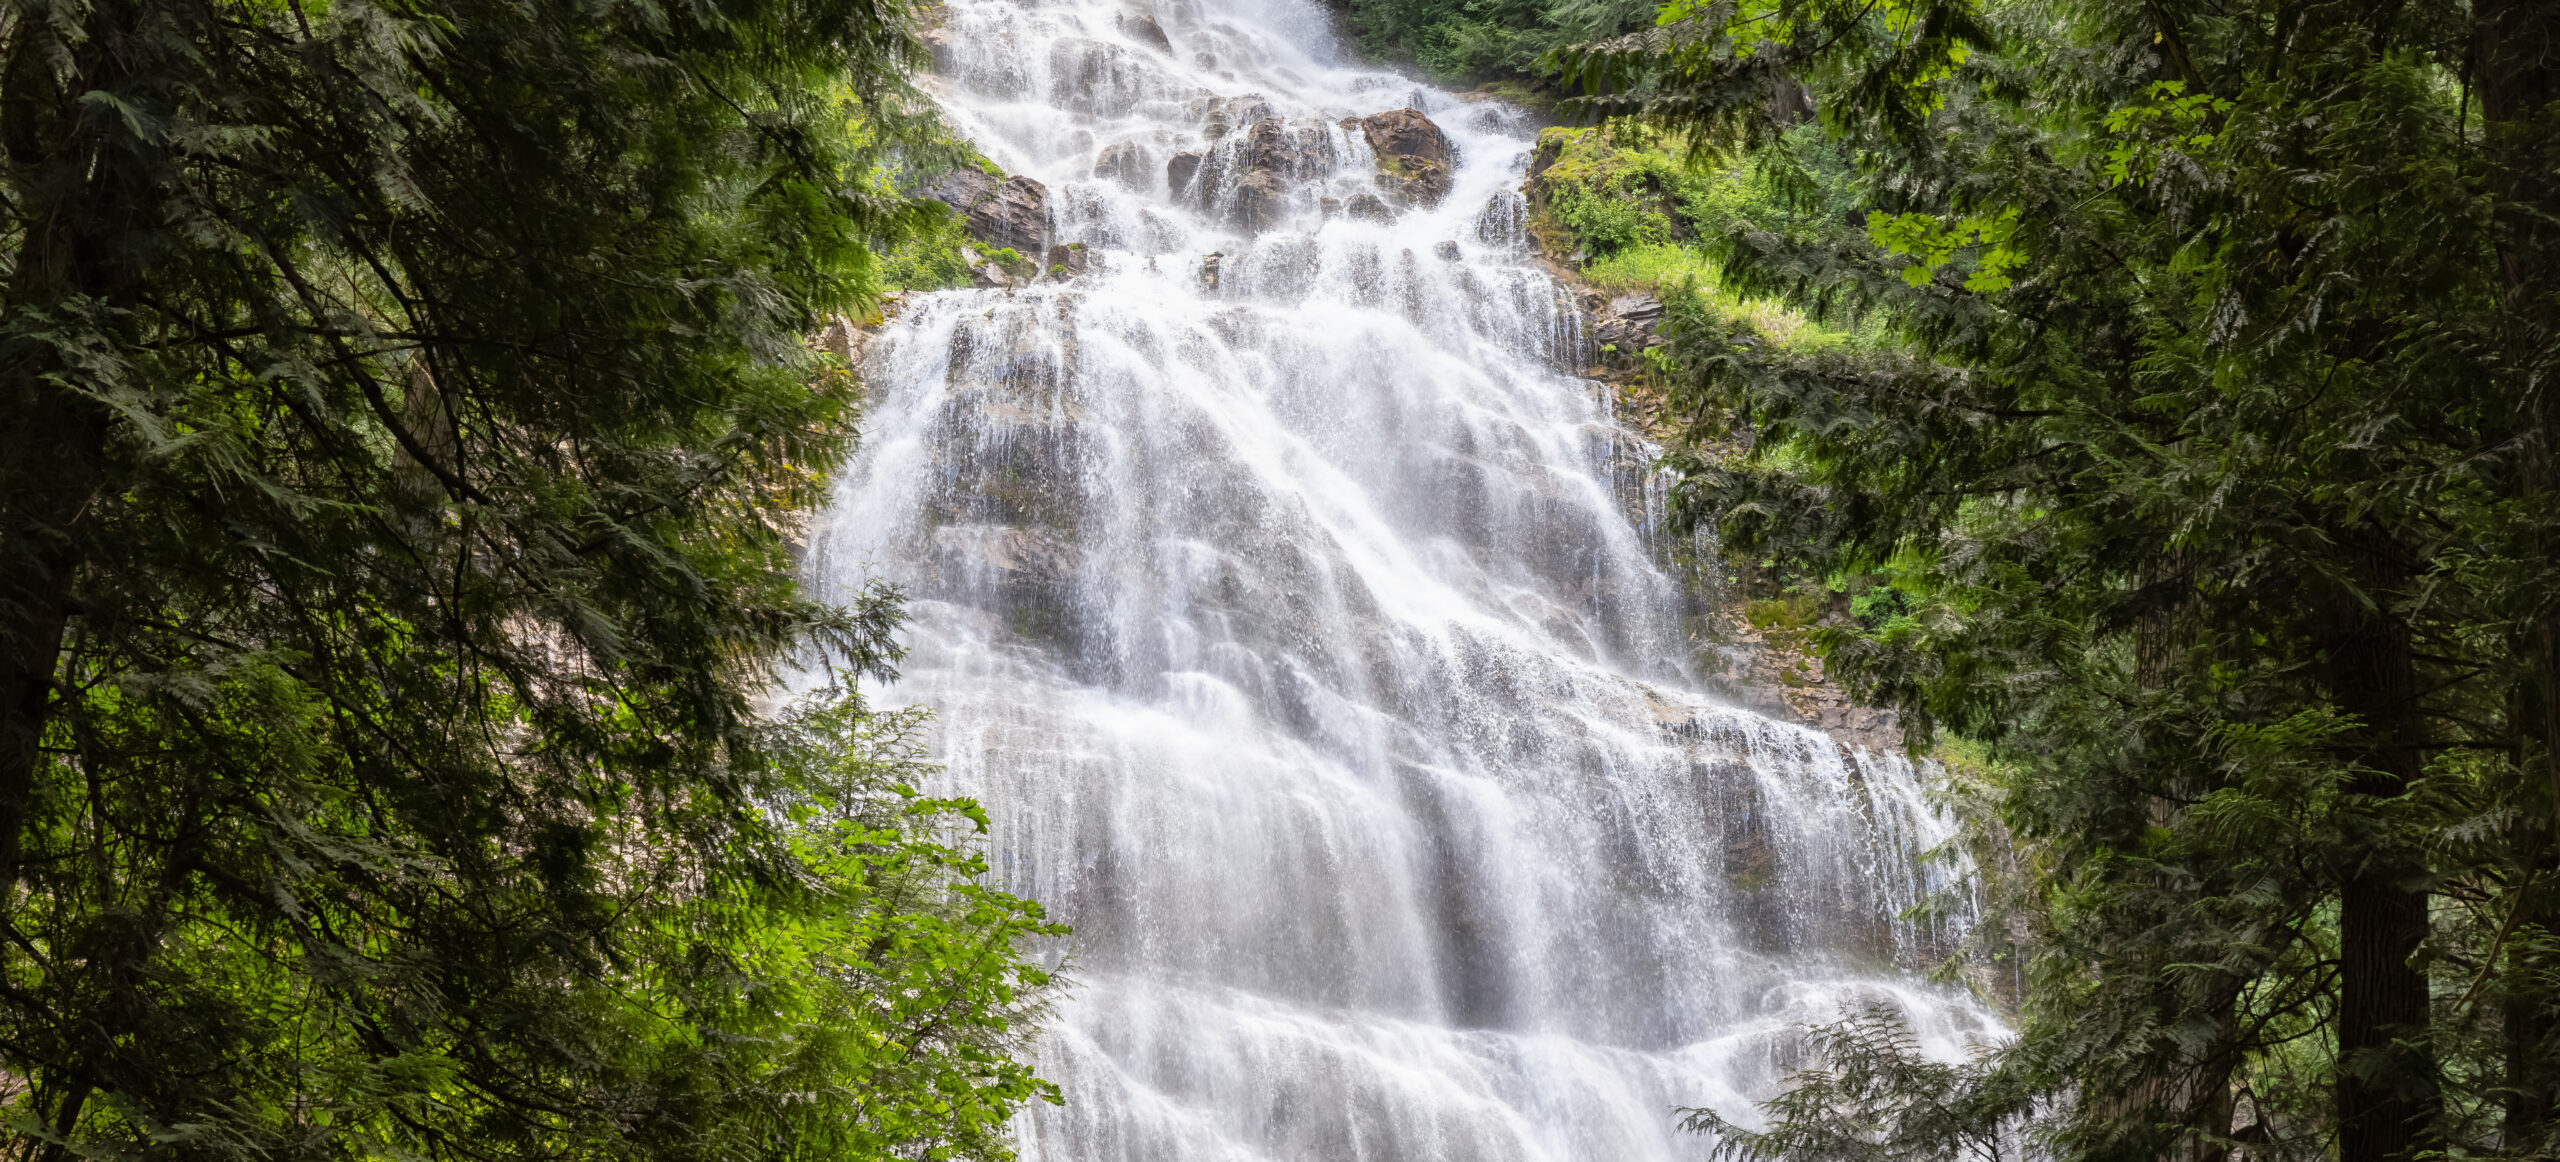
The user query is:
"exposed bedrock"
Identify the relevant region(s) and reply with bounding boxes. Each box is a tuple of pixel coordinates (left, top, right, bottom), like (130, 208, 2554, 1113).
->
(1198, 116, 1340, 233)
(1117, 10, 1171, 53)
(1353, 107, 1454, 209)
(920, 168, 1052, 256)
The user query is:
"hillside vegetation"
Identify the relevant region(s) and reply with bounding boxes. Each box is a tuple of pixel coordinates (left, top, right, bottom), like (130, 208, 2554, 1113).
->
(1555, 0, 2560, 1159)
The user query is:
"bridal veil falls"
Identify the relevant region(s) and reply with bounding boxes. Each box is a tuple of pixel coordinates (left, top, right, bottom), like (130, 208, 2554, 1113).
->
(811, 1, 2000, 1157)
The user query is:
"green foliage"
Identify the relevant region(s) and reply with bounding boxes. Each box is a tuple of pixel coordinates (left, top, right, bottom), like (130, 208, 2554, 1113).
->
(744, 690, 1066, 1160)
(0, 0, 1060, 1156)
(878, 202, 980, 293)
(1339, 0, 1657, 85)
(1682, 1006, 2023, 1162)
(1577, 0, 2560, 1157)
(1536, 123, 1876, 351)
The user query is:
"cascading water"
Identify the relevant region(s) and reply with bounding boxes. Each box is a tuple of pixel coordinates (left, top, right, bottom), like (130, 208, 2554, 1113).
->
(811, 2, 2002, 1158)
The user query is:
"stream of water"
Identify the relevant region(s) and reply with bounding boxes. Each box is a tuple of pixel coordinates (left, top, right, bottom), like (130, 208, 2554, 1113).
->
(812, 3, 2000, 1157)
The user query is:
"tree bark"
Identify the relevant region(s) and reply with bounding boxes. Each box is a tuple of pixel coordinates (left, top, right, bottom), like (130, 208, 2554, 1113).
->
(2476, 0, 2560, 1144)
(2319, 534, 2436, 1162)
(0, 5, 141, 905)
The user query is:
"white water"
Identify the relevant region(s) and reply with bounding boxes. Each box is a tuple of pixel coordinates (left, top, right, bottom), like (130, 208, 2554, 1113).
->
(813, 3, 2001, 1158)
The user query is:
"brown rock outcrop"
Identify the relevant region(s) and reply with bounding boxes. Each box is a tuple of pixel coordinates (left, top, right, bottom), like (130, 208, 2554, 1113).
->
(1193, 117, 1333, 232)
(1118, 10, 1171, 52)
(920, 168, 1050, 256)
(1228, 118, 1302, 231)
(1345, 192, 1394, 222)
(1095, 142, 1149, 188)
(1354, 108, 1454, 209)
(1593, 294, 1666, 357)
(1045, 242, 1090, 280)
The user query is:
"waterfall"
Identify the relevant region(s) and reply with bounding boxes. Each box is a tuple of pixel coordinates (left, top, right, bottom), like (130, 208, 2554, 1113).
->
(811, 1, 2002, 1157)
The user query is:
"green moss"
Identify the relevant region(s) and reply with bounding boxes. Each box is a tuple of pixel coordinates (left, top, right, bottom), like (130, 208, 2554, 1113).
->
(1532, 126, 1891, 354)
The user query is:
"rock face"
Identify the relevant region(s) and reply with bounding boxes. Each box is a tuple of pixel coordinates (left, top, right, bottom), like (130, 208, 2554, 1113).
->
(1226, 119, 1302, 231)
(1345, 192, 1394, 222)
(920, 168, 1049, 256)
(1045, 242, 1090, 280)
(1117, 10, 1171, 53)
(1094, 142, 1149, 189)
(1593, 293, 1666, 357)
(1165, 151, 1203, 193)
(1354, 108, 1454, 209)
(1195, 117, 1334, 233)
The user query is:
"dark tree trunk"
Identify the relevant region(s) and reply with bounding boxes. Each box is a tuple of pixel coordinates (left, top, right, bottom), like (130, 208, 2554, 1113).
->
(0, 5, 142, 902)
(2319, 534, 2437, 1162)
(2477, 0, 2560, 1144)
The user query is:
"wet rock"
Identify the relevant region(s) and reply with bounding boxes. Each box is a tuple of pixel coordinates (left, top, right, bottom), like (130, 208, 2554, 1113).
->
(921, 168, 1050, 256)
(1194, 117, 1338, 233)
(1320, 195, 1342, 218)
(1199, 252, 1222, 291)
(1356, 108, 1454, 209)
(917, 3, 955, 70)
(1095, 142, 1149, 188)
(1434, 240, 1461, 261)
(1166, 151, 1203, 193)
(1609, 293, 1664, 324)
(1228, 118, 1304, 231)
(1345, 192, 1395, 222)
(1474, 190, 1529, 250)
(1118, 10, 1171, 53)
(957, 243, 1032, 289)
(919, 24, 956, 70)
(1045, 242, 1090, 280)
(1193, 94, 1274, 141)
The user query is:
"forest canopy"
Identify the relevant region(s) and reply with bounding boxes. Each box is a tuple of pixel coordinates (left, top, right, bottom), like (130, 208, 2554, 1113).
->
(1545, 0, 2560, 1158)
(0, 0, 1056, 1157)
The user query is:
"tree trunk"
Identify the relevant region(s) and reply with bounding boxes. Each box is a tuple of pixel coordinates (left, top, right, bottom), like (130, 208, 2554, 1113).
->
(0, 5, 142, 905)
(2319, 534, 2436, 1162)
(2476, 0, 2560, 1144)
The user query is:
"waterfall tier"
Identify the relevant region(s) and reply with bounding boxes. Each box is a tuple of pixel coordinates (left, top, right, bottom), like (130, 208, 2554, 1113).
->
(814, 3, 1999, 1158)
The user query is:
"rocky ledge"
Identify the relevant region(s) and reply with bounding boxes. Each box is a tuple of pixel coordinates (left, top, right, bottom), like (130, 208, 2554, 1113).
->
(1348, 108, 1453, 210)
(919, 167, 1050, 257)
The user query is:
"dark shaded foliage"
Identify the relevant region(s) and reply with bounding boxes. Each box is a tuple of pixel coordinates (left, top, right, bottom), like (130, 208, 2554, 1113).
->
(1334, 0, 1657, 85)
(0, 0, 1055, 1157)
(1563, 0, 2560, 1159)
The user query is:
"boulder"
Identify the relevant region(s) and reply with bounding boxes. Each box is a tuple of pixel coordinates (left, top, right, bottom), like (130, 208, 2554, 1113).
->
(919, 24, 956, 70)
(1345, 192, 1395, 222)
(1045, 242, 1090, 280)
(1166, 151, 1203, 194)
(1355, 108, 1454, 209)
(1095, 142, 1149, 188)
(920, 168, 1049, 256)
(1198, 117, 1339, 232)
(1192, 94, 1275, 141)
(1227, 118, 1306, 231)
(1118, 10, 1171, 53)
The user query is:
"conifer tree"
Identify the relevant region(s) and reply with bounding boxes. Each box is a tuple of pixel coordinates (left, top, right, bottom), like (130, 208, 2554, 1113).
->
(0, 0, 1056, 1156)
(1559, 0, 2560, 1156)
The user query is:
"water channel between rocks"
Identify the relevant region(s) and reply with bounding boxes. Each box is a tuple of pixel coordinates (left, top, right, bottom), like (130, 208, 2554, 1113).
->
(810, 2, 2002, 1158)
